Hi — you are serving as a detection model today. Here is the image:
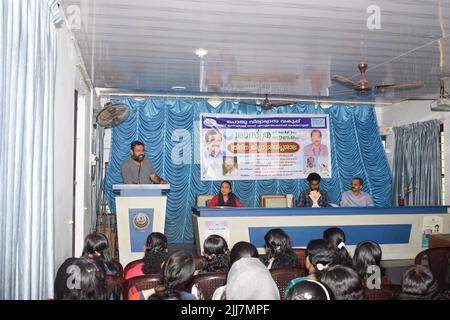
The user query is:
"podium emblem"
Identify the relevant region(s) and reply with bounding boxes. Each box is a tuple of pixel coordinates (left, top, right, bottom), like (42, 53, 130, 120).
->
(132, 212, 150, 231)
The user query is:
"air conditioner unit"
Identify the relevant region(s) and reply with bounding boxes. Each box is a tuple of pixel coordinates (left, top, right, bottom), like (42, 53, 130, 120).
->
(430, 98, 450, 111)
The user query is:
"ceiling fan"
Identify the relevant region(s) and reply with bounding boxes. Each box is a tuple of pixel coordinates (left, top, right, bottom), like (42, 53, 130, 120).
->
(332, 62, 422, 93)
(241, 94, 296, 110)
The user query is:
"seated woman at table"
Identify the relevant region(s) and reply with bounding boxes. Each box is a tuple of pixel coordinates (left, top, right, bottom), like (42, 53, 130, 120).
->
(207, 180, 244, 207)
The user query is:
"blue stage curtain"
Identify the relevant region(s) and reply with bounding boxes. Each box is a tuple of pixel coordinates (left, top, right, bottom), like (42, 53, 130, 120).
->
(105, 98, 392, 243)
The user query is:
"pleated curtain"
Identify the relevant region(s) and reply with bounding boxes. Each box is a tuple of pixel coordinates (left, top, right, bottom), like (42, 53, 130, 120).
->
(105, 98, 392, 243)
(0, 0, 61, 299)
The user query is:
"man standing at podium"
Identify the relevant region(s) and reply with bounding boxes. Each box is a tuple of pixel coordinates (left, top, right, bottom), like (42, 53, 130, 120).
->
(121, 140, 168, 184)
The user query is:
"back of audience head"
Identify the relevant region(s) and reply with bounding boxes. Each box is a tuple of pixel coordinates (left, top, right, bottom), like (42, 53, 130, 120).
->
(201, 234, 230, 273)
(352, 240, 384, 285)
(399, 265, 441, 300)
(158, 251, 195, 297)
(230, 241, 259, 266)
(323, 227, 352, 267)
(305, 239, 335, 274)
(142, 232, 168, 274)
(62, 257, 107, 300)
(81, 232, 119, 274)
(263, 228, 299, 268)
(226, 257, 280, 300)
(286, 279, 333, 300)
(319, 265, 364, 300)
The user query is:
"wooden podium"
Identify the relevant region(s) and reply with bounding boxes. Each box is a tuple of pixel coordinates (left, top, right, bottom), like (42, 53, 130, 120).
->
(113, 184, 170, 267)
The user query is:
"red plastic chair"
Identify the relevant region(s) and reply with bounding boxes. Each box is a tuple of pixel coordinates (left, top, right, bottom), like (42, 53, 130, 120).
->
(122, 274, 160, 300)
(270, 267, 307, 299)
(364, 284, 402, 300)
(188, 272, 227, 300)
(415, 247, 450, 291)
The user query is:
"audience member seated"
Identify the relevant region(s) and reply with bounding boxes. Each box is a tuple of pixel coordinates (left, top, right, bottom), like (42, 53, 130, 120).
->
(260, 229, 300, 269)
(54, 257, 78, 300)
(320, 265, 364, 300)
(323, 227, 352, 267)
(284, 239, 335, 296)
(131, 251, 197, 300)
(230, 241, 260, 266)
(81, 232, 122, 276)
(286, 279, 333, 300)
(297, 173, 331, 207)
(207, 180, 244, 207)
(61, 257, 108, 300)
(353, 240, 392, 287)
(200, 234, 230, 273)
(124, 232, 168, 280)
(225, 257, 280, 300)
(212, 241, 260, 300)
(398, 265, 446, 300)
(340, 177, 374, 207)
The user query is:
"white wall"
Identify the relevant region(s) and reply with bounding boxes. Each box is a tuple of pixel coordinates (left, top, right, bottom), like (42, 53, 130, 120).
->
(376, 100, 450, 204)
(53, 20, 96, 275)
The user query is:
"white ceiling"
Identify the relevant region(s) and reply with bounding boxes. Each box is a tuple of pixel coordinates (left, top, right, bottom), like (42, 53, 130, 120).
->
(61, 0, 450, 103)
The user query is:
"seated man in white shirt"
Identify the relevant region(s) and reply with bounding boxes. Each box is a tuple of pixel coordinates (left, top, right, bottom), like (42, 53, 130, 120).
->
(340, 177, 374, 207)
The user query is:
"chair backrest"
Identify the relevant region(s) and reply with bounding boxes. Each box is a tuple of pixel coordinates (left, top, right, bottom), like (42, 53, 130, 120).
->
(123, 259, 144, 278)
(196, 195, 215, 207)
(260, 195, 288, 208)
(270, 267, 307, 299)
(293, 248, 307, 271)
(105, 275, 123, 300)
(188, 272, 227, 300)
(415, 247, 450, 291)
(122, 274, 161, 300)
(364, 284, 402, 300)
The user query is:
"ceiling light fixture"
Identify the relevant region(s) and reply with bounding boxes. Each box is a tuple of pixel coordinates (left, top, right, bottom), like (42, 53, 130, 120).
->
(194, 48, 208, 58)
(171, 86, 187, 91)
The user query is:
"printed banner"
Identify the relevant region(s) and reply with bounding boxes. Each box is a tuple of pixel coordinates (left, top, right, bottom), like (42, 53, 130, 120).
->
(200, 113, 332, 180)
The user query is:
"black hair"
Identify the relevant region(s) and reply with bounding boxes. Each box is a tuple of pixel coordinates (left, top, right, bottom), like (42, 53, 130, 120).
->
(81, 232, 120, 275)
(201, 234, 230, 273)
(323, 227, 352, 267)
(307, 172, 321, 183)
(130, 140, 144, 150)
(352, 240, 385, 286)
(142, 232, 168, 274)
(319, 265, 364, 300)
(62, 258, 108, 300)
(286, 280, 333, 300)
(310, 129, 322, 138)
(399, 265, 441, 300)
(158, 251, 195, 295)
(306, 239, 336, 272)
(352, 177, 363, 185)
(218, 180, 238, 207)
(205, 129, 222, 143)
(230, 241, 259, 266)
(261, 228, 299, 269)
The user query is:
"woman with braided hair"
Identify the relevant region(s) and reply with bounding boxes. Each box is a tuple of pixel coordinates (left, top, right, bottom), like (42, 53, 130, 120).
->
(124, 232, 168, 280)
(130, 251, 197, 300)
(200, 234, 230, 273)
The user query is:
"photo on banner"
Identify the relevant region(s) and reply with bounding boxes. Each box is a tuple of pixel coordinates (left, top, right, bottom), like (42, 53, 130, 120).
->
(199, 113, 332, 181)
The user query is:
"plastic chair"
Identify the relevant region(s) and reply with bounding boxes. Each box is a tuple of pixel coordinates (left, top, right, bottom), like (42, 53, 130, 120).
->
(364, 284, 402, 300)
(188, 272, 227, 300)
(122, 274, 160, 300)
(270, 267, 307, 299)
(415, 247, 450, 291)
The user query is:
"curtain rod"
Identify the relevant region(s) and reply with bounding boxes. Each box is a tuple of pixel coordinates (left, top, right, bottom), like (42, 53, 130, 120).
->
(95, 88, 393, 106)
